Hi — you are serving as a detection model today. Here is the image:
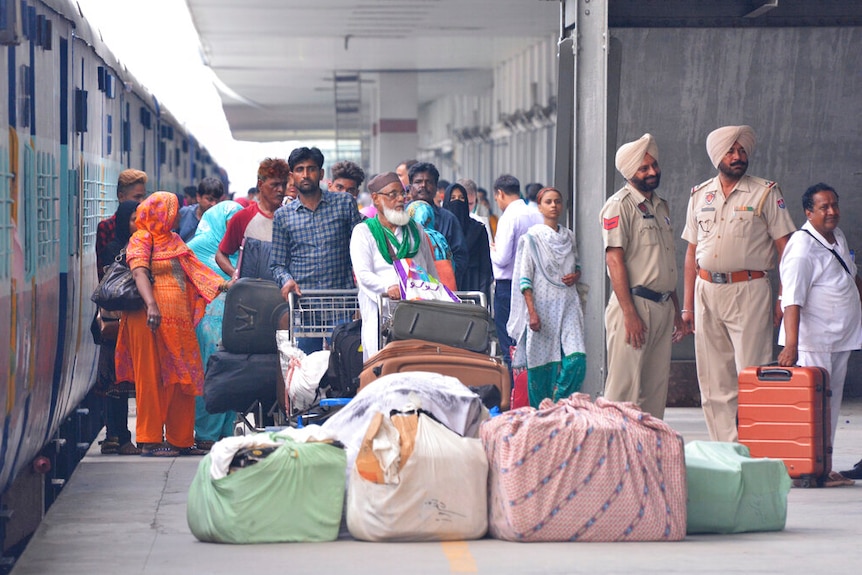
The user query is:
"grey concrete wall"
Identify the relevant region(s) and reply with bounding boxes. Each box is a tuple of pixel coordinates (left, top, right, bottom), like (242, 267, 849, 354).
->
(611, 27, 862, 395)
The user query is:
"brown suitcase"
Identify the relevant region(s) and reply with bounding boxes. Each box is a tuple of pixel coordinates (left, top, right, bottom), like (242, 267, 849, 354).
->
(358, 339, 511, 411)
(737, 364, 831, 487)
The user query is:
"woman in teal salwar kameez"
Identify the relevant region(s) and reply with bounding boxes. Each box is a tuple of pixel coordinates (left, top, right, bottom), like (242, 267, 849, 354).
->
(188, 201, 243, 447)
(508, 187, 586, 408)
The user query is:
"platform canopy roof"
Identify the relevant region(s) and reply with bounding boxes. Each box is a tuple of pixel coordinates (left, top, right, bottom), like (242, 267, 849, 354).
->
(186, 0, 862, 142)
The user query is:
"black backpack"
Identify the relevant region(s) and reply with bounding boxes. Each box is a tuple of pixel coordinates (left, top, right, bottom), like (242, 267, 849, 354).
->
(321, 319, 364, 398)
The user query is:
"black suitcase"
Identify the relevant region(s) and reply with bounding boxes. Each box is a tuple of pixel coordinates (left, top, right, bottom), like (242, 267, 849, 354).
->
(320, 319, 363, 398)
(237, 237, 276, 283)
(204, 351, 279, 414)
(222, 277, 287, 354)
(388, 299, 494, 354)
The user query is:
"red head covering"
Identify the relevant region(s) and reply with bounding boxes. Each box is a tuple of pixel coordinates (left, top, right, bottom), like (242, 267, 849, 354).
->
(126, 191, 222, 306)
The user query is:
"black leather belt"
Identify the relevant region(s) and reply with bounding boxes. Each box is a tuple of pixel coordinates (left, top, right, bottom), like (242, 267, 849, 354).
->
(631, 286, 672, 303)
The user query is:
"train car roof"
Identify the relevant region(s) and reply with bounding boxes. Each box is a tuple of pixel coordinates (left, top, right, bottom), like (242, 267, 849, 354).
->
(39, 0, 205, 147)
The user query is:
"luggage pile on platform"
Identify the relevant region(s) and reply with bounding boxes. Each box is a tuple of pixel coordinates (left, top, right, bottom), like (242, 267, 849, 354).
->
(192, 288, 797, 545)
(187, 375, 793, 545)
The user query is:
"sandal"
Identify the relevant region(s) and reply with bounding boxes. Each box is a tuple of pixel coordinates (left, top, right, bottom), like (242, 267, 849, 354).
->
(140, 443, 180, 458)
(195, 440, 215, 452)
(175, 444, 209, 456)
(824, 470, 855, 488)
(117, 442, 142, 455)
(100, 438, 120, 455)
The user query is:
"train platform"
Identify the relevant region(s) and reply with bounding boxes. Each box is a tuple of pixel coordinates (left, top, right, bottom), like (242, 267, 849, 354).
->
(12, 400, 862, 575)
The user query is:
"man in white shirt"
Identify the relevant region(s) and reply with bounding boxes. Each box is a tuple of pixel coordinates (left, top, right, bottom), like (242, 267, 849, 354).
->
(490, 174, 544, 371)
(350, 172, 437, 360)
(778, 183, 861, 486)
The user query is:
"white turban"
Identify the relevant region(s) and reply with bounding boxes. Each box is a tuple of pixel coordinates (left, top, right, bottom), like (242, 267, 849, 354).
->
(615, 134, 659, 180)
(706, 125, 756, 169)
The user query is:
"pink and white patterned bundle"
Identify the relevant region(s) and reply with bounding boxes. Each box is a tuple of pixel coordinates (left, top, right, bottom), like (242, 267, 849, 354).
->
(480, 393, 687, 542)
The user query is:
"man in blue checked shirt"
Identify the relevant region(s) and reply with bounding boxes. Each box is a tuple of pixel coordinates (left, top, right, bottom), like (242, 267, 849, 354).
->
(270, 146, 364, 352)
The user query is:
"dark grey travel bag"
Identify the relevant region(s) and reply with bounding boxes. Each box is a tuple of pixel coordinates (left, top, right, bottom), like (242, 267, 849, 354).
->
(387, 299, 494, 354)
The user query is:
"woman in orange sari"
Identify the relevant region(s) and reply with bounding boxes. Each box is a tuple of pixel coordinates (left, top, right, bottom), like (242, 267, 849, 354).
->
(115, 192, 232, 457)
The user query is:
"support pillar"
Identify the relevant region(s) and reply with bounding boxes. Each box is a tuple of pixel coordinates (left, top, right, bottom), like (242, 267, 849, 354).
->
(561, 0, 610, 398)
(371, 72, 419, 175)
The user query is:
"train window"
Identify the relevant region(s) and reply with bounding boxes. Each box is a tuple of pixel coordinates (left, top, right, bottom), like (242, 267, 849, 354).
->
(22, 144, 35, 276)
(80, 162, 106, 251)
(140, 107, 151, 129)
(18, 64, 30, 128)
(35, 14, 43, 45)
(174, 148, 180, 168)
(74, 89, 87, 133)
(26, 4, 34, 41)
(39, 13, 49, 49)
(0, 144, 11, 279)
(106, 114, 112, 156)
(122, 119, 131, 153)
(0, 0, 22, 45)
(35, 151, 58, 267)
(97, 67, 115, 97)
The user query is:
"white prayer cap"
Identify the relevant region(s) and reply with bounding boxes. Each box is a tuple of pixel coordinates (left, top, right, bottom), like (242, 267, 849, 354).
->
(615, 134, 659, 180)
(706, 125, 756, 168)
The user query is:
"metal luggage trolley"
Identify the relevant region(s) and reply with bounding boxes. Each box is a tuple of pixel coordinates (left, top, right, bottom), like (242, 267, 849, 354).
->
(281, 289, 360, 426)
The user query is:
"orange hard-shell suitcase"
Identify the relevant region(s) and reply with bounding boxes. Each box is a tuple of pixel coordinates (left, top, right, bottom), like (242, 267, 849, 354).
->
(737, 365, 831, 487)
(358, 339, 510, 411)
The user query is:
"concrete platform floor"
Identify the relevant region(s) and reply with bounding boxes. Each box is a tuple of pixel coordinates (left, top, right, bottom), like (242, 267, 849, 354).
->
(11, 401, 862, 575)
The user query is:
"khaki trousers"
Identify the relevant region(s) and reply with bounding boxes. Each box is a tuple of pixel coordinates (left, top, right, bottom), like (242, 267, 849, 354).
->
(694, 276, 772, 442)
(604, 293, 675, 419)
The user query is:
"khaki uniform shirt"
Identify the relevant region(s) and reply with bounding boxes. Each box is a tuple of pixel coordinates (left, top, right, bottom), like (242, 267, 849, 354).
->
(681, 174, 796, 272)
(601, 184, 677, 293)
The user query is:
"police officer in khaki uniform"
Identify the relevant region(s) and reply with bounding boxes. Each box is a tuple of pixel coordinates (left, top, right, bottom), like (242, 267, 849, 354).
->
(681, 125, 796, 442)
(601, 134, 684, 419)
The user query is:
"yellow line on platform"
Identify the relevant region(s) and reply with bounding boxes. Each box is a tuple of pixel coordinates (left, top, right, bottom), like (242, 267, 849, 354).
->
(441, 541, 477, 572)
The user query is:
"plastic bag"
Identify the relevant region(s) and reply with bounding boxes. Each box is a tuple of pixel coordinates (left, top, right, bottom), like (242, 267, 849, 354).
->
(685, 441, 791, 534)
(276, 331, 330, 413)
(393, 257, 459, 302)
(347, 411, 488, 541)
(187, 431, 346, 544)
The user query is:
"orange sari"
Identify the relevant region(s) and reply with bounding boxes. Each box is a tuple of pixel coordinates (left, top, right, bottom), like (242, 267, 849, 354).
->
(114, 192, 223, 447)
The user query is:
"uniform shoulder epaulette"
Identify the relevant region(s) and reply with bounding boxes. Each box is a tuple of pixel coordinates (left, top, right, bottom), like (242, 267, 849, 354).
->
(690, 179, 712, 195)
(613, 186, 634, 201)
(748, 175, 777, 189)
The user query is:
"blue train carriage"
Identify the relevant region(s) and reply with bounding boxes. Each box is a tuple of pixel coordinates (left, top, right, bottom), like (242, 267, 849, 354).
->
(0, 0, 226, 552)
(0, 0, 81, 511)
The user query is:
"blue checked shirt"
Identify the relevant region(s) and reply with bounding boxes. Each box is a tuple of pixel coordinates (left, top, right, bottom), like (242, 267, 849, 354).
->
(270, 190, 364, 289)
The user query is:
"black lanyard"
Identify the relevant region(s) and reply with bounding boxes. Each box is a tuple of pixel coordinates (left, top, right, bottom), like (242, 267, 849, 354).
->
(801, 229, 851, 276)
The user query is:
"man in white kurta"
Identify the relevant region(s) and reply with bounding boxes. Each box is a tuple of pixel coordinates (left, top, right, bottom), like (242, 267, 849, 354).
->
(350, 172, 437, 360)
(777, 183, 862, 485)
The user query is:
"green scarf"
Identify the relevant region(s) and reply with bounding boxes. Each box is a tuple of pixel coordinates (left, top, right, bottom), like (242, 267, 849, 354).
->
(365, 216, 421, 265)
